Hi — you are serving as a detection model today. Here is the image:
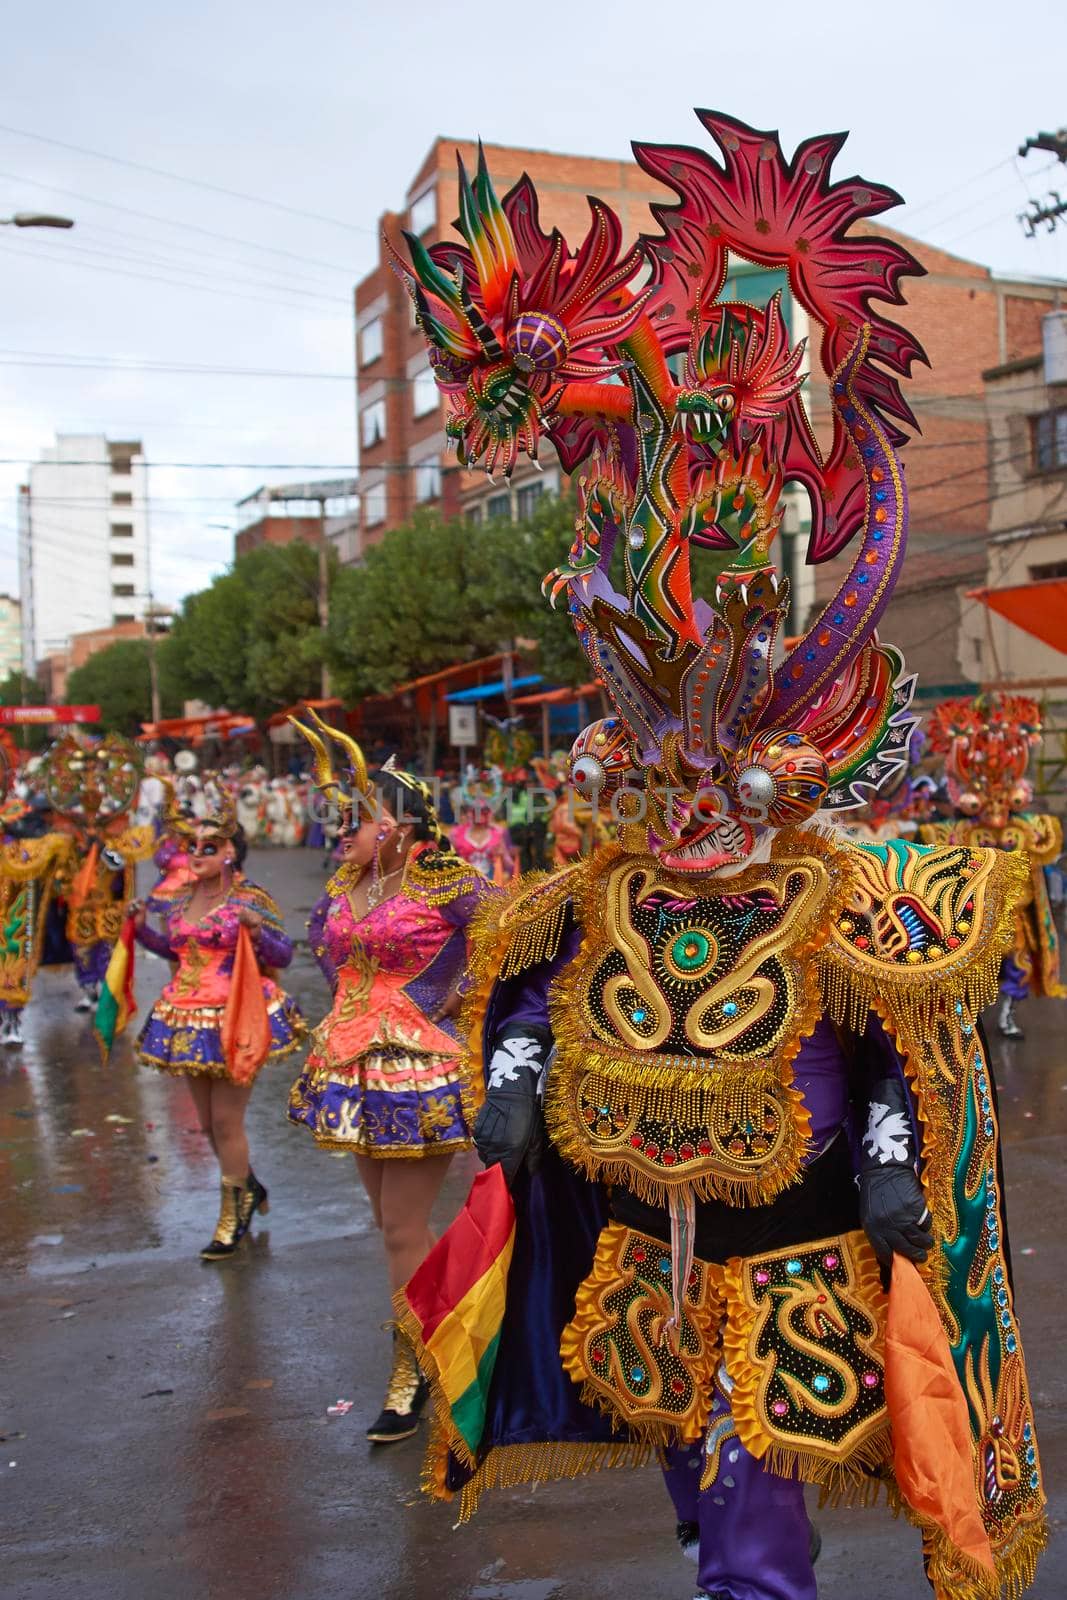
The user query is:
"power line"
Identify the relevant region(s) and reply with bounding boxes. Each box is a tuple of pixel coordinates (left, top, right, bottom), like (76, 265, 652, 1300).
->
(0, 236, 351, 319)
(0, 167, 359, 278)
(0, 120, 377, 236)
(0, 355, 352, 380)
(0, 233, 350, 315)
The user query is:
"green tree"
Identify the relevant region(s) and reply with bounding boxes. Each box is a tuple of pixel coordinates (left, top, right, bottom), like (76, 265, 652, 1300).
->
(165, 541, 331, 718)
(0, 670, 50, 752)
(65, 639, 183, 735)
(326, 496, 587, 700)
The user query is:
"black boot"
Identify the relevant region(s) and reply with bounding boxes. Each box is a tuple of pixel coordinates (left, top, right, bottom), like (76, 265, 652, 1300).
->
(200, 1177, 250, 1261)
(366, 1332, 429, 1443)
(238, 1169, 270, 1231)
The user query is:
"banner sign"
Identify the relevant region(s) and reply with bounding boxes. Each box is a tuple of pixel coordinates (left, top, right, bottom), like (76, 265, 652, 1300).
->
(0, 705, 101, 725)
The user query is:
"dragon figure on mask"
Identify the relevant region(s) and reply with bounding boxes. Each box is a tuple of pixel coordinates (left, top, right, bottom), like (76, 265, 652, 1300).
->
(392, 112, 1047, 1600)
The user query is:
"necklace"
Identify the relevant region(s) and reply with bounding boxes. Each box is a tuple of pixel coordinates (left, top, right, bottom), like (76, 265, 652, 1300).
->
(367, 861, 405, 910)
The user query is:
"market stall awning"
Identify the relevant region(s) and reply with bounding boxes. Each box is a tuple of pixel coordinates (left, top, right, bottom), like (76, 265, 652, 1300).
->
(139, 713, 256, 743)
(447, 675, 543, 703)
(265, 696, 343, 730)
(511, 680, 602, 708)
(967, 579, 1067, 655)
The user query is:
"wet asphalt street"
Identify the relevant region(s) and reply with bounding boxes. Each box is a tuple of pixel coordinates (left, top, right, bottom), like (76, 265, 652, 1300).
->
(1, 846, 1064, 1600)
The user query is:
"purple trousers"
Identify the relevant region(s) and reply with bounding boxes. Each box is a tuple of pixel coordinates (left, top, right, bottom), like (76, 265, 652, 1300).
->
(999, 955, 1029, 1002)
(74, 942, 111, 990)
(662, 1387, 816, 1600)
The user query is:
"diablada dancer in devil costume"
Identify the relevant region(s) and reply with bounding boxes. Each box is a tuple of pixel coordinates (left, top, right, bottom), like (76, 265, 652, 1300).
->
(0, 744, 73, 1048)
(391, 114, 1047, 1600)
(286, 713, 493, 1442)
(44, 733, 156, 1014)
(920, 695, 1064, 1040)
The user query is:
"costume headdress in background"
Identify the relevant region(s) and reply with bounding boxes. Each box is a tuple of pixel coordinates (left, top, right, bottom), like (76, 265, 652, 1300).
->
(45, 733, 142, 829)
(398, 115, 925, 872)
(289, 708, 373, 822)
(162, 778, 238, 842)
(926, 693, 1042, 831)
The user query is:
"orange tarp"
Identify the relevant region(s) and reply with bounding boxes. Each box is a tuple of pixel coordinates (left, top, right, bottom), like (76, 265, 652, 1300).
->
(511, 681, 603, 707)
(968, 578, 1067, 655)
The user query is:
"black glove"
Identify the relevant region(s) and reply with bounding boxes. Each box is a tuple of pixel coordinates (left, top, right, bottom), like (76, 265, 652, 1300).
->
(858, 1075, 932, 1270)
(473, 1023, 551, 1187)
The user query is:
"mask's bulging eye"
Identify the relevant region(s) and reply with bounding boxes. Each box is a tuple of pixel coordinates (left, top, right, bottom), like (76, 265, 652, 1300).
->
(571, 754, 606, 796)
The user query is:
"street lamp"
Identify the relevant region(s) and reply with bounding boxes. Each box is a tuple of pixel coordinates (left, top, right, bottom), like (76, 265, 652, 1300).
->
(0, 212, 75, 229)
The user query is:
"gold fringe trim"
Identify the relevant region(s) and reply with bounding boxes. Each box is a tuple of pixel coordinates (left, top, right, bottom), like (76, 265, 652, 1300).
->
(911, 1510, 1049, 1600)
(392, 1293, 480, 1469)
(451, 1438, 655, 1523)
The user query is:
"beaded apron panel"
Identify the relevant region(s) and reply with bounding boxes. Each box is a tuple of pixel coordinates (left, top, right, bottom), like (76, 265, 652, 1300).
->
(545, 845, 851, 1204)
(561, 1222, 891, 1490)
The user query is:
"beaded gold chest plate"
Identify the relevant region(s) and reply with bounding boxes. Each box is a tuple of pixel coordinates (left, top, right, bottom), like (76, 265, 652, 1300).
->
(544, 837, 852, 1204)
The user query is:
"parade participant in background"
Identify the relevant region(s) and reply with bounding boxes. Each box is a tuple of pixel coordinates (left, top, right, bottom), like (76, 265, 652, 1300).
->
(130, 789, 304, 1260)
(451, 797, 515, 882)
(0, 745, 73, 1048)
(921, 693, 1064, 1039)
(393, 114, 1046, 1600)
(286, 711, 491, 1443)
(44, 733, 156, 1014)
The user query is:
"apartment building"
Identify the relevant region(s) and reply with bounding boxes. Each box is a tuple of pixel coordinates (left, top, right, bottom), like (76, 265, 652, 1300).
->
(17, 434, 149, 673)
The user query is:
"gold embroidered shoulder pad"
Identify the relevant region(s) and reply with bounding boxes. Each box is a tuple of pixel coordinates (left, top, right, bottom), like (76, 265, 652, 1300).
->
(236, 879, 286, 931)
(404, 848, 485, 908)
(822, 839, 1028, 1030)
(469, 855, 589, 982)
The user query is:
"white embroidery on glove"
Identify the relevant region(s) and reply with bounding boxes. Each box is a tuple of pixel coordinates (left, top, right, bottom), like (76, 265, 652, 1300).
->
(862, 1101, 912, 1165)
(487, 1035, 544, 1089)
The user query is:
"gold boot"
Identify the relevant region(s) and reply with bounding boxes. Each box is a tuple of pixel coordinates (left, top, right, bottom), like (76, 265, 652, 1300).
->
(200, 1177, 249, 1261)
(365, 1330, 429, 1443)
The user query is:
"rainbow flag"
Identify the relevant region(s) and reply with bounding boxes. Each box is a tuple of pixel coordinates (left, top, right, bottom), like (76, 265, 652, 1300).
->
(93, 916, 137, 1062)
(396, 1163, 516, 1464)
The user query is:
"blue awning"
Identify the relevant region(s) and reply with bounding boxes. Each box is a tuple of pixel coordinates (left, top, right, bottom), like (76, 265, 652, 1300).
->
(446, 674, 543, 703)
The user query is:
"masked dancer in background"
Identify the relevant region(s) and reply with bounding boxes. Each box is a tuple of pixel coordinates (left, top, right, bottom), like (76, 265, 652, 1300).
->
(921, 693, 1064, 1039)
(392, 114, 1047, 1600)
(287, 711, 492, 1444)
(0, 747, 73, 1048)
(130, 790, 304, 1260)
(44, 733, 156, 1013)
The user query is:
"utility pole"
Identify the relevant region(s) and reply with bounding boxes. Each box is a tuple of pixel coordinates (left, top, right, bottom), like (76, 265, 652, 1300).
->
(317, 494, 331, 698)
(1017, 127, 1067, 238)
(142, 457, 161, 724)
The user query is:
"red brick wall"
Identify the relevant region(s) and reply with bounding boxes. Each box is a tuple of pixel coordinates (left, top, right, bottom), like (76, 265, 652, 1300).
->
(235, 515, 324, 558)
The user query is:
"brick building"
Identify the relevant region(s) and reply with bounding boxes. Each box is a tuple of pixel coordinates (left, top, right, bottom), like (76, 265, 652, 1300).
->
(354, 138, 1067, 688)
(354, 138, 672, 545)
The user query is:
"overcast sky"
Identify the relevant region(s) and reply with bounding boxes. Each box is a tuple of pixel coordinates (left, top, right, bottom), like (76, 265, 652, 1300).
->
(2, 0, 1065, 609)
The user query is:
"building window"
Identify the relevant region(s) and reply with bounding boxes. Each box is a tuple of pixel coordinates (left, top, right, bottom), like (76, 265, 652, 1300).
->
(112, 613, 135, 624)
(488, 492, 511, 520)
(360, 316, 383, 367)
(111, 522, 134, 538)
(413, 366, 439, 418)
(360, 398, 387, 450)
(112, 583, 135, 598)
(364, 483, 387, 527)
(1030, 408, 1067, 472)
(409, 187, 436, 237)
(111, 551, 135, 567)
(414, 456, 441, 503)
(1029, 558, 1067, 580)
(112, 491, 133, 506)
(110, 454, 134, 476)
(465, 504, 484, 525)
(516, 481, 544, 520)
